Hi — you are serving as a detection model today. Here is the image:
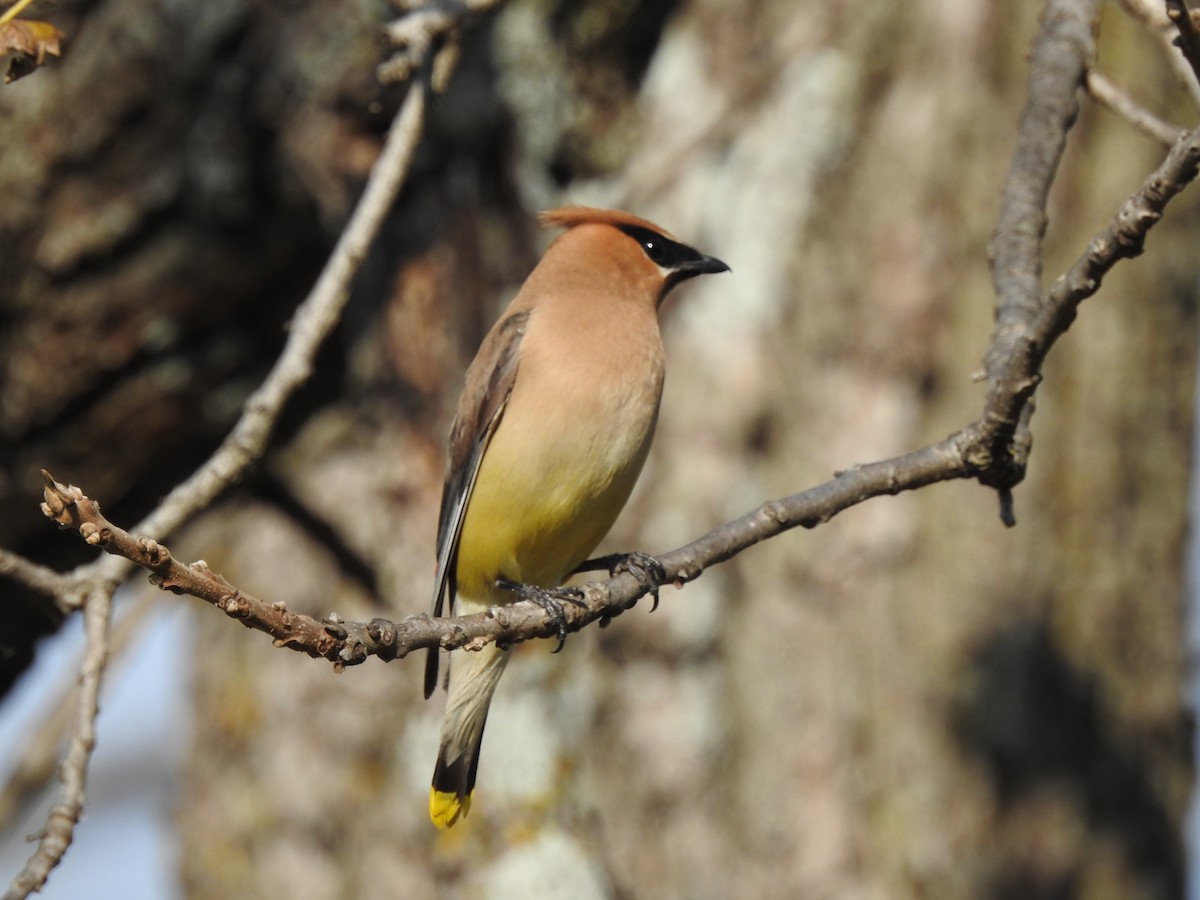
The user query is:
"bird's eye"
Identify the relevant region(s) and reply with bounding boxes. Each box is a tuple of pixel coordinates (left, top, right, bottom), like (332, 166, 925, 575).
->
(641, 238, 669, 266)
(621, 225, 684, 267)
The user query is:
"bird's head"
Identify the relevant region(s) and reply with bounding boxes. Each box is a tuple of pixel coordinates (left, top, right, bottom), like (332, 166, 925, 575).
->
(538, 206, 729, 306)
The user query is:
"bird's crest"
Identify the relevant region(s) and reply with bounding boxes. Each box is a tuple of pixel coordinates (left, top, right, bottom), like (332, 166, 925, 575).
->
(539, 206, 678, 241)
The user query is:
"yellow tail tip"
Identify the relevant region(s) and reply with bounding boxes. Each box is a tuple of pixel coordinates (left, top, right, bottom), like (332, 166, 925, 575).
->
(430, 788, 471, 829)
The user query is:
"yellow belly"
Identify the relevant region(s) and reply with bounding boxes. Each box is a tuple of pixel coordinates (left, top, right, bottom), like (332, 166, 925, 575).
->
(454, 383, 659, 603)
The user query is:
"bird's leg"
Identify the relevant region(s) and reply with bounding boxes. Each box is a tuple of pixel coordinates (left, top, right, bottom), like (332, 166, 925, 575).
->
(572, 552, 665, 611)
(495, 578, 587, 653)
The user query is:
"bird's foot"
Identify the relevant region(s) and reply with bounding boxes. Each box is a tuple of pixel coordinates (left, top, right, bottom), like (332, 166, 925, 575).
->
(495, 578, 587, 653)
(574, 552, 665, 611)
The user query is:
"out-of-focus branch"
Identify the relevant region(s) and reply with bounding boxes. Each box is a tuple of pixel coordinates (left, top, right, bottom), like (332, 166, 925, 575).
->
(0, 548, 77, 611)
(378, 0, 505, 89)
(0, 592, 157, 832)
(33, 78, 429, 619)
(1086, 68, 1186, 145)
(1166, 0, 1200, 83)
(1120, 0, 1200, 106)
(1, 584, 111, 900)
(130, 81, 427, 550)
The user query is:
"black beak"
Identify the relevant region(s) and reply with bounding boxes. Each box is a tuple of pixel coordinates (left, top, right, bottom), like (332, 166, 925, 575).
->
(672, 253, 731, 279)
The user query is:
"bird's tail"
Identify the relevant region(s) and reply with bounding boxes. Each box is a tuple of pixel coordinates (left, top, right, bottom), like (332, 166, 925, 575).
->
(429, 640, 509, 829)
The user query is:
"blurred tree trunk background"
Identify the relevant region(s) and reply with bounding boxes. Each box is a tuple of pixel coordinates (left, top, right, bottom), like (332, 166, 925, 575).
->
(1, 0, 1196, 898)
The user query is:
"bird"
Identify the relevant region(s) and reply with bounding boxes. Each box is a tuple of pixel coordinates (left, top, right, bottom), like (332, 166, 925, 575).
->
(425, 206, 729, 829)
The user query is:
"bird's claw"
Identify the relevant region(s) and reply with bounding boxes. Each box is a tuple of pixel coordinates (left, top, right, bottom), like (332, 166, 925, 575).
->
(495, 578, 587, 652)
(609, 552, 665, 611)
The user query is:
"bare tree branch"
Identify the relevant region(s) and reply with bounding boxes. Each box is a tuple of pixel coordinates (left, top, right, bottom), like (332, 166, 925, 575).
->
(1166, 0, 1200, 83)
(0, 592, 157, 833)
(1037, 125, 1200, 336)
(378, 0, 506, 89)
(1086, 68, 1186, 145)
(17, 68, 430, 620)
(132, 82, 427, 547)
(0, 548, 76, 611)
(1120, 0, 1200, 106)
(983, 0, 1103, 510)
(2, 584, 111, 900)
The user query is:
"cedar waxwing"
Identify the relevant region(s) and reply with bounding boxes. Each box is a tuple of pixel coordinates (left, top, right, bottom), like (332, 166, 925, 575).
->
(425, 207, 729, 829)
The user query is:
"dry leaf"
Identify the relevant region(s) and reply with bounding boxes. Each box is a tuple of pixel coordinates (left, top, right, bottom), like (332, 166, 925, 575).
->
(1, 19, 64, 83)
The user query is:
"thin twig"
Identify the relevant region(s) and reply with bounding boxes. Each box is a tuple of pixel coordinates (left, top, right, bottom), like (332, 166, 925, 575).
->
(2, 586, 112, 900)
(1033, 123, 1200, 345)
(0, 548, 76, 610)
(1086, 68, 1186, 145)
(1118, 0, 1200, 107)
(1166, 0, 1200, 83)
(36, 447, 972, 667)
(0, 591, 159, 833)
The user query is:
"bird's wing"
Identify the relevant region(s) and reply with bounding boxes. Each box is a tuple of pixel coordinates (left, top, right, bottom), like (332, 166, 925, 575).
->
(425, 310, 528, 698)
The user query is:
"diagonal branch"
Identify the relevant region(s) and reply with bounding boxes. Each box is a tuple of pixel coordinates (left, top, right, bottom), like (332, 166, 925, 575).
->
(131, 82, 428, 548)
(1086, 68, 1186, 145)
(37, 77, 429, 617)
(1031, 124, 1200, 350)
